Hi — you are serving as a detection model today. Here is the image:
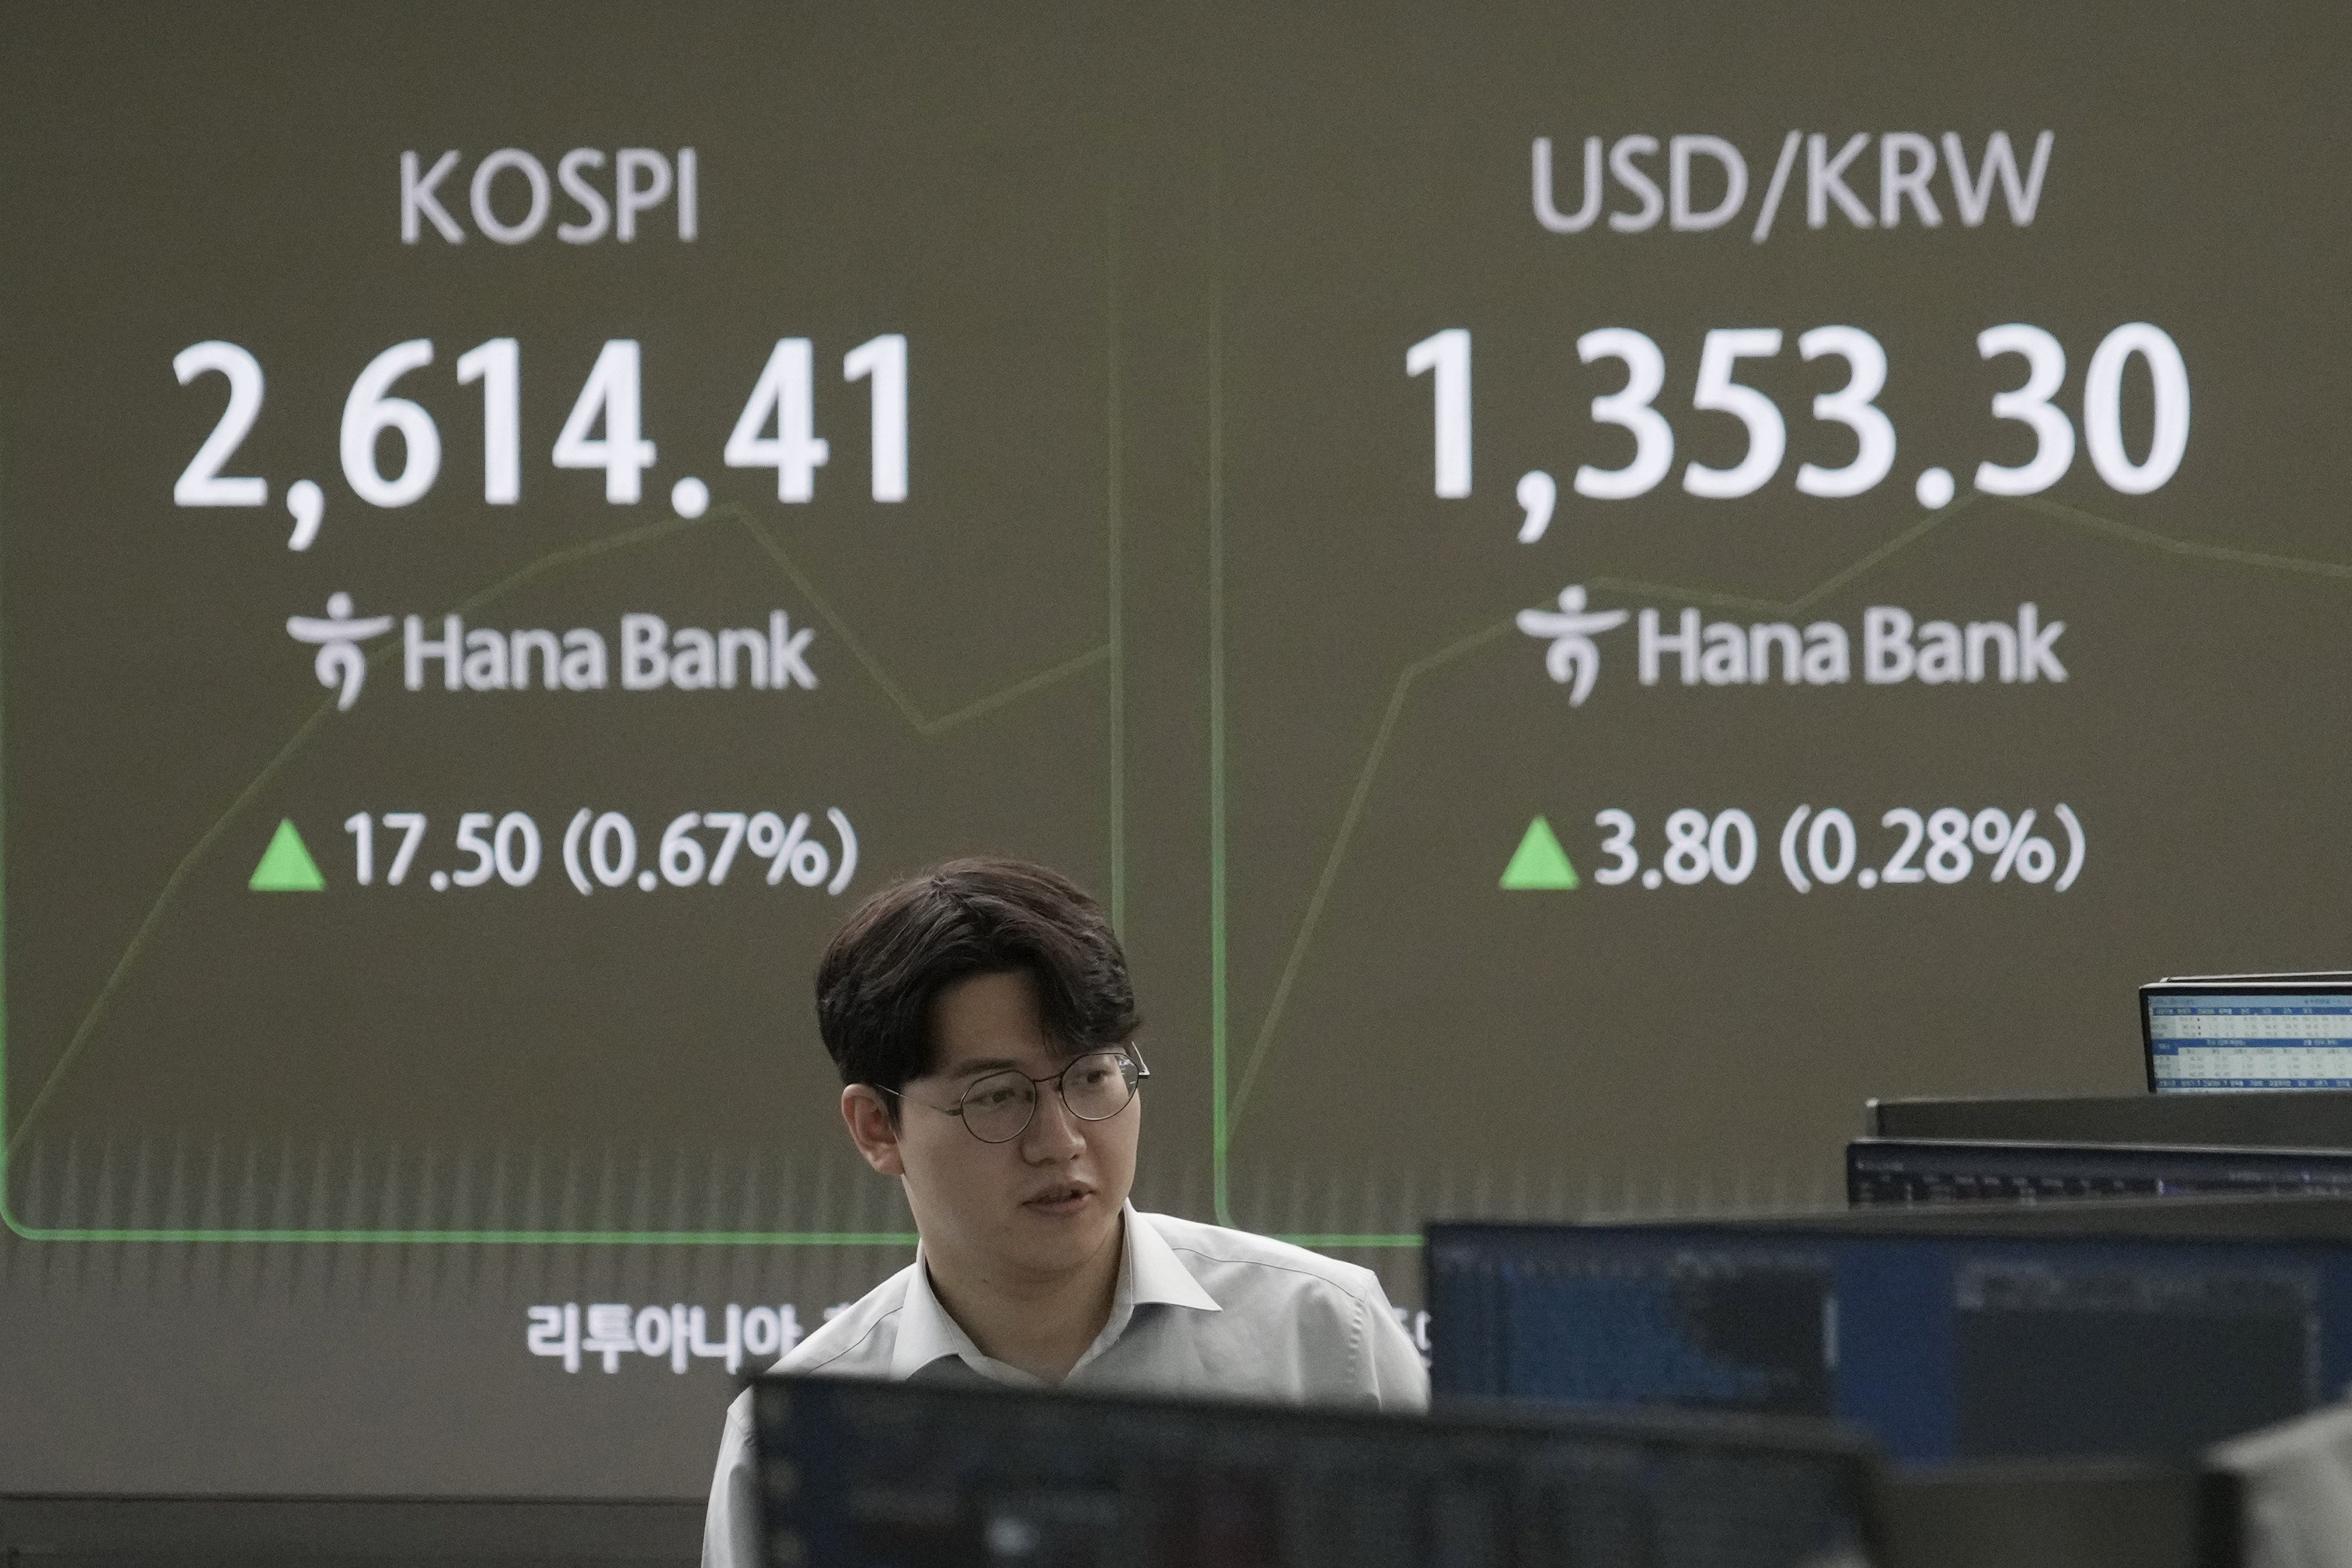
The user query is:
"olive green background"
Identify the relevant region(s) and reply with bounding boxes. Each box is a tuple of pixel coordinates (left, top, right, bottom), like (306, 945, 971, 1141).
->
(4, 0, 2349, 1496)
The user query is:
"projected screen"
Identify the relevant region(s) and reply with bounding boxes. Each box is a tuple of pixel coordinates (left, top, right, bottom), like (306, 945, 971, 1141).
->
(5, 0, 2351, 1498)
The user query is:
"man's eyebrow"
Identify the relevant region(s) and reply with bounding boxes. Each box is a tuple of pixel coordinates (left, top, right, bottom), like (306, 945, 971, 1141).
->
(941, 1057, 1030, 1078)
(938, 1047, 1093, 1079)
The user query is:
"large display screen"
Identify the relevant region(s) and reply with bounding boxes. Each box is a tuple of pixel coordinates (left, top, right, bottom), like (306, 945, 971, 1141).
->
(6, 0, 2350, 1497)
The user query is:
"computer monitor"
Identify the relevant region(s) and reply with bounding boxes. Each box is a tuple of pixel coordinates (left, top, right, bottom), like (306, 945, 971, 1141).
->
(2143, 976, 2352, 1092)
(1867, 1090, 2352, 1147)
(1788, 1190, 2352, 1240)
(750, 1372, 1882, 1568)
(1427, 1219, 2352, 1465)
(1847, 1137, 2352, 1205)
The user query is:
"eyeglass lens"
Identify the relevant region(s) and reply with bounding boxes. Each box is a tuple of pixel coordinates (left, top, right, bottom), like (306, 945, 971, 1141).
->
(959, 1051, 1137, 1143)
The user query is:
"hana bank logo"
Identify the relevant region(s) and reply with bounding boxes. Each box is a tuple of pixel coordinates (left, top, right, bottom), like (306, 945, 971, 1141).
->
(283, 595, 818, 709)
(285, 593, 396, 710)
(1515, 587, 1627, 706)
(1519, 583, 2065, 701)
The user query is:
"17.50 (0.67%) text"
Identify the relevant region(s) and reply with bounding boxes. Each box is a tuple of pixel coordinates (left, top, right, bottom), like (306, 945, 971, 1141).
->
(340, 808, 857, 895)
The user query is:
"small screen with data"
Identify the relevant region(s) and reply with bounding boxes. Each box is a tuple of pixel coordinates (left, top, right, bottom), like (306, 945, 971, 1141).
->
(2146, 991, 2352, 1092)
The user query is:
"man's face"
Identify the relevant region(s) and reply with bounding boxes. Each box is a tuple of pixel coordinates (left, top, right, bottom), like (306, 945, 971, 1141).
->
(846, 968, 1139, 1286)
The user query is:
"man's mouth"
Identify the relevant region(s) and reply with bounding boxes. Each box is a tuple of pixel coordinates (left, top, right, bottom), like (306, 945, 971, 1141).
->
(1022, 1183, 1093, 1215)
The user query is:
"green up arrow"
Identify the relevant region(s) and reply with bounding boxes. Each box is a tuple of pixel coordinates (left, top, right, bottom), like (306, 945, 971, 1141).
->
(1499, 815, 1578, 890)
(249, 818, 327, 892)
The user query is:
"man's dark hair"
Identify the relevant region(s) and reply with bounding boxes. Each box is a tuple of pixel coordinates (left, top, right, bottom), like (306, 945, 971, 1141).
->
(814, 857, 1140, 1111)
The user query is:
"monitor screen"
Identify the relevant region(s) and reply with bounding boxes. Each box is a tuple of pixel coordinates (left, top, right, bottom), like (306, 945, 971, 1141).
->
(1848, 1137, 2352, 1205)
(2146, 985, 2352, 1092)
(751, 1373, 1880, 1568)
(1427, 1221, 2352, 1464)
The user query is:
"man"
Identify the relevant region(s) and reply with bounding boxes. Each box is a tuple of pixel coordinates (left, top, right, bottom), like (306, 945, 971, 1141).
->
(703, 858, 1426, 1567)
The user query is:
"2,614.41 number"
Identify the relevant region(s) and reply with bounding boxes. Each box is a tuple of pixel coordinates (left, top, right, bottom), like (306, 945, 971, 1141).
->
(173, 334, 908, 515)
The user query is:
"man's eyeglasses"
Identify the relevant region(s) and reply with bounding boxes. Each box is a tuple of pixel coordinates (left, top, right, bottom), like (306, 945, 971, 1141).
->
(876, 1047, 1148, 1144)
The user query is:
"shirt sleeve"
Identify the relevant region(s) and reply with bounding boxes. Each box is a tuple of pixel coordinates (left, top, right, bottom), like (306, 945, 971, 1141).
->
(1359, 1279, 1432, 1412)
(701, 1388, 760, 1568)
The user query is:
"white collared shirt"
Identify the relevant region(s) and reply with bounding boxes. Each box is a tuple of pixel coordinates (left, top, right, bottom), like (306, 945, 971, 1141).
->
(701, 1205, 1429, 1568)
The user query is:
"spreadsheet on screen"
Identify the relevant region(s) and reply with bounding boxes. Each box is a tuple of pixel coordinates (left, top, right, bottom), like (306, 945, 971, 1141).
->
(2148, 994, 2352, 1091)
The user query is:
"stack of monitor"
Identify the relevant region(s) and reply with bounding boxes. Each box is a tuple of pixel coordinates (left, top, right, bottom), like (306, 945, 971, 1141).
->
(1847, 973, 2352, 1207)
(749, 978, 2352, 1565)
(1417, 978, 2352, 1478)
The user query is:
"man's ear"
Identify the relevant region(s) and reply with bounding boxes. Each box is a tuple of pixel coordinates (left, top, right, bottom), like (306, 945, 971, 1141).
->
(840, 1084, 907, 1176)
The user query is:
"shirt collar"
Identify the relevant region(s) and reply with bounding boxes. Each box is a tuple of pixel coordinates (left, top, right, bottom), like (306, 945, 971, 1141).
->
(890, 1203, 1221, 1383)
(889, 1252, 1003, 1381)
(1118, 1202, 1222, 1313)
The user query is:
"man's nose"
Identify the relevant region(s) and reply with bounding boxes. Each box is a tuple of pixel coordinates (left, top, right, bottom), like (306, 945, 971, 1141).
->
(1021, 1083, 1087, 1161)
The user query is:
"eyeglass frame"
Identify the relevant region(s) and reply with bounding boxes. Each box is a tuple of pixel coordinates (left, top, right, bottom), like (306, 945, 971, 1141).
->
(871, 1044, 1151, 1144)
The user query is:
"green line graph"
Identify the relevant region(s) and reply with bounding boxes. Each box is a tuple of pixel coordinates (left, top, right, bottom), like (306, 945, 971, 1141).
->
(1207, 215, 1233, 1229)
(5, 1225, 922, 1247)
(1106, 184, 1127, 940)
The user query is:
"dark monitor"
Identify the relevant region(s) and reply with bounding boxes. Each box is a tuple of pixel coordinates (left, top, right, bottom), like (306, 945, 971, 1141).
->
(1867, 1090, 2352, 1147)
(1848, 1137, 2352, 1205)
(1779, 1190, 2352, 1240)
(1427, 1219, 2352, 1465)
(2143, 977, 2352, 1093)
(751, 1372, 1881, 1568)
